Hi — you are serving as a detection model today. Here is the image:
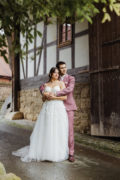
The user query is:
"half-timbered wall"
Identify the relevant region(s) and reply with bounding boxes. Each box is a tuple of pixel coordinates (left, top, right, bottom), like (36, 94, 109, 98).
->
(20, 19, 89, 80)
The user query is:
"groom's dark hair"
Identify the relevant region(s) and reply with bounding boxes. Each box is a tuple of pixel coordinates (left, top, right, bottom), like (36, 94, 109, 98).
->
(56, 61, 66, 69)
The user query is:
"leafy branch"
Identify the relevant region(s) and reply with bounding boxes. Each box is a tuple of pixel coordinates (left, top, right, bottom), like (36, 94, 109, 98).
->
(0, 0, 120, 64)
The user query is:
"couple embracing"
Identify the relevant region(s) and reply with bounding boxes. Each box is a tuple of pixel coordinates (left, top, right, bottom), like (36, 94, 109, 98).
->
(12, 61, 77, 163)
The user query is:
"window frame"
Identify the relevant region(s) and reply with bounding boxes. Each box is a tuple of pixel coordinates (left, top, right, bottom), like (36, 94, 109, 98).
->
(58, 22, 73, 48)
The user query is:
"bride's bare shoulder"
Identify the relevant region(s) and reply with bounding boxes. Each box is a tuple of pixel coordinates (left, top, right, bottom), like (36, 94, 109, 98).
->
(58, 81, 65, 88)
(44, 82, 50, 86)
(59, 81, 64, 85)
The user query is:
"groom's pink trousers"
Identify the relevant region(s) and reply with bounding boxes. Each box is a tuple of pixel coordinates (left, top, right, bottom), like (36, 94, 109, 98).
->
(67, 111, 75, 155)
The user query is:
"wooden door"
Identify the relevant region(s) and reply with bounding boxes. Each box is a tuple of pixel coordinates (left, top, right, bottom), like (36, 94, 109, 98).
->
(89, 12, 120, 136)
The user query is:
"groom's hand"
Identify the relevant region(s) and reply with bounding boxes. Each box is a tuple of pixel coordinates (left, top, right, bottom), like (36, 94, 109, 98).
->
(47, 92, 55, 100)
(42, 92, 55, 101)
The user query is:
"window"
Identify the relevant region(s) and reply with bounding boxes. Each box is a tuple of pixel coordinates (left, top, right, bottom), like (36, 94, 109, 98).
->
(58, 22, 72, 47)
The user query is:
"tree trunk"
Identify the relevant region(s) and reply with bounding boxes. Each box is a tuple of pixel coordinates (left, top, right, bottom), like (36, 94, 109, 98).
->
(5, 27, 20, 112)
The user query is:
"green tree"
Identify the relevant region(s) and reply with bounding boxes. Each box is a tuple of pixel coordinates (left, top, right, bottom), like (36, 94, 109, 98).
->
(0, 0, 120, 66)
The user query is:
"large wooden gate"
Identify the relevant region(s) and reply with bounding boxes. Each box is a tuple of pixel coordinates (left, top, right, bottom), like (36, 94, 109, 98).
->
(89, 12, 120, 136)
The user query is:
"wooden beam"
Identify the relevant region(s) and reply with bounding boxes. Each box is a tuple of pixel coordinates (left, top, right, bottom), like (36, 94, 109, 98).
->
(34, 24, 37, 76)
(44, 23, 47, 74)
(47, 40, 57, 47)
(20, 66, 89, 90)
(72, 24, 75, 68)
(75, 29, 89, 38)
(56, 22, 59, 63)
(26, 32, 28, 78)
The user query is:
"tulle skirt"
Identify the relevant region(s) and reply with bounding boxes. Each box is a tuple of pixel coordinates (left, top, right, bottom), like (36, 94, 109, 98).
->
(12, 100, 69, 162)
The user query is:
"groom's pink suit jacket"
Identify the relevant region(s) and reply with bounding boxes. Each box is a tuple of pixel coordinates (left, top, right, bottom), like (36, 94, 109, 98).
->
(39, 74, 77, 111)
(56, 74, 77, 111)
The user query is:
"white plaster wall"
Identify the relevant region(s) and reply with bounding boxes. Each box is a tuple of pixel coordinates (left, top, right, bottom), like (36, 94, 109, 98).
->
(59, 48, 72, 69)
(75, 35, 89, 68)
(75, 20, 88, 33)
(37, 49, 44, 75)
(46, 45, 56, 73)
(47, 19, 57, 43)
(36, 22, 44, 47)
(27, 52, 34, 77)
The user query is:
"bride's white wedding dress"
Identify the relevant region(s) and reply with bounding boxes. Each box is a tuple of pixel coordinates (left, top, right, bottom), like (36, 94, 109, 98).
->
(12, 85, 69, 162)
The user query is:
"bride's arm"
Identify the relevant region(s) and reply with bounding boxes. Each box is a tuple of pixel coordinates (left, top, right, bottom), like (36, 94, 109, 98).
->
(49, 82, 67, 101)
(51, 95, 67, 100)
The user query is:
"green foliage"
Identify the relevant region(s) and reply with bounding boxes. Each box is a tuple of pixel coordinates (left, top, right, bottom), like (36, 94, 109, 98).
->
(0, 162, 6, 175)
(102, 0, 120, 23)
(0, 0, 120, 63)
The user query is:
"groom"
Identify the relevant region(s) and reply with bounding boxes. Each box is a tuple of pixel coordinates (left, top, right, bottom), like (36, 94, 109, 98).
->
(40, 61, 77, 162)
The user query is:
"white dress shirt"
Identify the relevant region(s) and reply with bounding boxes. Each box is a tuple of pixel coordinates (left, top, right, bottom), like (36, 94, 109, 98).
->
(60, 74, 66, 81)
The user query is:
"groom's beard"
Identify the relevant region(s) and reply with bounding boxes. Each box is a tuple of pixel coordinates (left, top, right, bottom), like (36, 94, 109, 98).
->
(60, 72, 67, 76)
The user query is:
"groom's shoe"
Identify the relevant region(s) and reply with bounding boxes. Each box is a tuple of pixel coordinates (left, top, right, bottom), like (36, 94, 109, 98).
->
(68, 155, 75, 162)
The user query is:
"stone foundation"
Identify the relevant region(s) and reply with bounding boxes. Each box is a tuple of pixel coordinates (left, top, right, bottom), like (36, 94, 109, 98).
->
(74, 83, 90, 134)
(0, 81, 12, 109)
(19, 82, 90, 134)
(19, 89, 43, 121)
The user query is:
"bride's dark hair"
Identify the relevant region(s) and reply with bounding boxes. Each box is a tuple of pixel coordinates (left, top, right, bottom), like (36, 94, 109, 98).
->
(48, 67, 60, 82)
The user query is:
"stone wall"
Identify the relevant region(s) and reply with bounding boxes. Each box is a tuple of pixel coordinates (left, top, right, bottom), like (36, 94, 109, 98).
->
(0, 81, 12, 109)
(74, 83, 90, 134)
(19, 89, 43, 121)
(19, 82, 90, 134)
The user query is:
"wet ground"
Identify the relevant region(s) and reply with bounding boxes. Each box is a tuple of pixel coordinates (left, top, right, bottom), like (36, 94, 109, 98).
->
(0, 123, 120, 180)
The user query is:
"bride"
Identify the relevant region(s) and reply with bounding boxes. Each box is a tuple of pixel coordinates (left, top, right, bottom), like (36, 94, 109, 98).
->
(12, 67, 69, 162)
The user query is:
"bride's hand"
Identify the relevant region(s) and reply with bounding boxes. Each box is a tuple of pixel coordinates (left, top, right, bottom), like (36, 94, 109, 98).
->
(43, 92, 50, 97)
(47, 94, 56, 100)
(46, 92, 54, 98)
(43, 92, 55, 100)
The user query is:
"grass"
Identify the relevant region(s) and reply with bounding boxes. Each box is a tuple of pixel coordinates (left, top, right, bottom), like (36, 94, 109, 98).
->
(0, 113, 33, 131)
(75, 134, 120, 158)
(6, 121, 33, 131)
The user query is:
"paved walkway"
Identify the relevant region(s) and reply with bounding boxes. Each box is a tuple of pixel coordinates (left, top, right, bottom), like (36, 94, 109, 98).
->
(0, 121, 120, 180)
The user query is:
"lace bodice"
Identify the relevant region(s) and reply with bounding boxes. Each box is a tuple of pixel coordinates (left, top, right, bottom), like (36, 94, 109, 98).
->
(44, 85, 60, 94)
